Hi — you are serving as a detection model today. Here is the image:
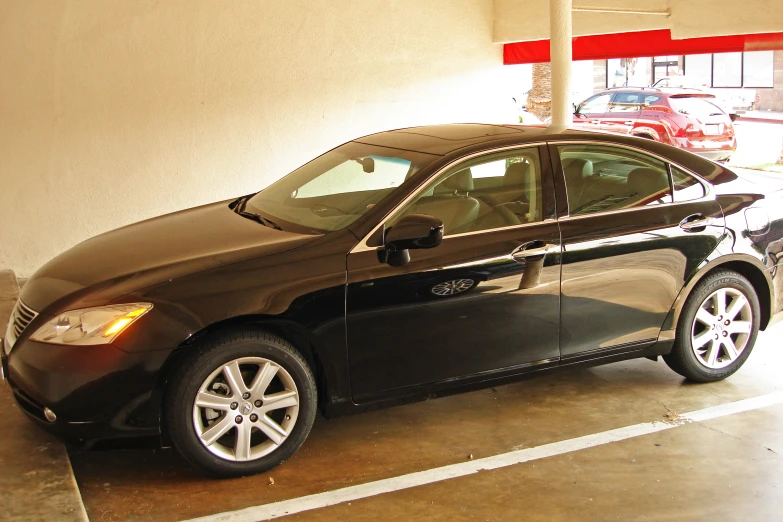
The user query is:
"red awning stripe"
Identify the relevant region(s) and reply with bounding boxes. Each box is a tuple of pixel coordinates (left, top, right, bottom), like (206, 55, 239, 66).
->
(503, 29, 783, 65)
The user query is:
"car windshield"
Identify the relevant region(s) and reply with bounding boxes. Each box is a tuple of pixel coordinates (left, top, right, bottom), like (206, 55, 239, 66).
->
(245, 142, 439, 234)
(669, 96, 724, 120)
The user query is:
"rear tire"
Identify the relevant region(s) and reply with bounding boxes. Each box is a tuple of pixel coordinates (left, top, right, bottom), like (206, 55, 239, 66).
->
(165, 329, 317, 477)
(663, 270, 760, 383)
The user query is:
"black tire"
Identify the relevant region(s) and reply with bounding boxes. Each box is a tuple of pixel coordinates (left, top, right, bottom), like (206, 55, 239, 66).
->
(663, 270, 761, 383)
(165, 328, 317, 477)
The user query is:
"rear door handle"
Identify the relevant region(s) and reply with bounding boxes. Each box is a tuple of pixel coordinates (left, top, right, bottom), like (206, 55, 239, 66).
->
(512, 240, 560, 261)
(679, 213, 711, 232)
(591, 119, 600, 124)
(624, 120, 635, 126)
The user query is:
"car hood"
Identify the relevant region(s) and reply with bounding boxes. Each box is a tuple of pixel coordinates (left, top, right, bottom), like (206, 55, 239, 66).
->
(20, 200, 320, 314)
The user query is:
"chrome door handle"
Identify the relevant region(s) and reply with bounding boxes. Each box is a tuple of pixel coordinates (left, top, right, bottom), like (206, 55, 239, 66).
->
(512, 241, 560, 261)
(591, 120, 600, 124)
(679, 214, 711, 232)
(624, 120, 635, 125)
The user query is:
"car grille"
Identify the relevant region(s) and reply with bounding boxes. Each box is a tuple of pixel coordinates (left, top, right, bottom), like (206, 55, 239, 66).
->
(4, 299, 37, 353)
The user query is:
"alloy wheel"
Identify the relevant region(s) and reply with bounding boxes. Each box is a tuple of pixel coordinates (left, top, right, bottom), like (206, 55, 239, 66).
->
(691, 288, 753, 369)
(430, 279, 475, 296)
(192, 357, 300, 461)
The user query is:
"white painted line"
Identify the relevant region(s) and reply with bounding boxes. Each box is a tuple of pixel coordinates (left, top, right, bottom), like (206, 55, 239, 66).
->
(65, 452, 90, 522)
(183, 390, 783, 522)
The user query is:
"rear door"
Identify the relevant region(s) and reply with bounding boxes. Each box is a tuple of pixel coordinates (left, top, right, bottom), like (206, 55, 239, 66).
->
(551, 141, 725, 361)
(600, 92, 643, 135)
(573, 93, 612, 130)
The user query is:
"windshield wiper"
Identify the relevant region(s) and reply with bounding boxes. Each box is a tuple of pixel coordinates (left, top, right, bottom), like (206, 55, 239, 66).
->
(232, 194, 282, 230)
(237, 210, 283, 230)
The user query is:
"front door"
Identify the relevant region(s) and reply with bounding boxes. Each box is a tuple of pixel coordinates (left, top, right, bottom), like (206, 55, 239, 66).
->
(346, 146, 561, 402)
(600, 91, 643, 135)
(551, 142, 725, 360)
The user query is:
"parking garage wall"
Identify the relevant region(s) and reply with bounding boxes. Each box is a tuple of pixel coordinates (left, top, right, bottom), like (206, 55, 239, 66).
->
(0, 0, 518, 277)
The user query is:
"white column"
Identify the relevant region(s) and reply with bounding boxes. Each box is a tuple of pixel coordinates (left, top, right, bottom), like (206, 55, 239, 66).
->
(550, 0, 573, 127)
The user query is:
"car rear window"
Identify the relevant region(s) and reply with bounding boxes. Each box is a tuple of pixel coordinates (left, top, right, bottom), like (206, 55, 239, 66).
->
(668, 97, 724, 120)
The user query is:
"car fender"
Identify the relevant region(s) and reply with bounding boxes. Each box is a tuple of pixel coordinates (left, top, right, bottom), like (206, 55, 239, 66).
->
(630, 126, 662, 141)
(659, 251, 774, 342)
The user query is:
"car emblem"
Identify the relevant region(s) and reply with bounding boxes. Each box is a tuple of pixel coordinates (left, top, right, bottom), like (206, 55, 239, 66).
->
(240, 402, 253, 415)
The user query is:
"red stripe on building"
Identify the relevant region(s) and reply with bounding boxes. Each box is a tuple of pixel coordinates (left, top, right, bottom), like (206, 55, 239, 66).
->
(503, 29, 783, 65)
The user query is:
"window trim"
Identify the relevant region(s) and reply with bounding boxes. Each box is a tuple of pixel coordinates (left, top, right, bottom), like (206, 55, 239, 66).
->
(549, 140, 714, 221)
(350, 142, 549, 254)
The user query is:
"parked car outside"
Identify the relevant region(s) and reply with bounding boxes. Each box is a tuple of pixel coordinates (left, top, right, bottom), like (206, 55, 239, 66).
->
(4, 124, 782, 477)
(572, 88, 737, 162)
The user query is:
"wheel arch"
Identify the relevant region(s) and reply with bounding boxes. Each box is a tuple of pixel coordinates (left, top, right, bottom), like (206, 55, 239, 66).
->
(666, 255, 773, 337)
(156, 314, 336, 442)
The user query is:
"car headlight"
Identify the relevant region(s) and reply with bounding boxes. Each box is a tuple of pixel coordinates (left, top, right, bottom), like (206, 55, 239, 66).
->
(29, 303, 153, 346)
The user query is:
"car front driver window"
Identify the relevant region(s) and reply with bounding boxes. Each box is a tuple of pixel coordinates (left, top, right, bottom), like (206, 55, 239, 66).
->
(389, 149, 544, 237)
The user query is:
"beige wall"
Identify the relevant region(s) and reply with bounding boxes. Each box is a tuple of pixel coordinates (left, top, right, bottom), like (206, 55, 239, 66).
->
(0, 0, 524, 277)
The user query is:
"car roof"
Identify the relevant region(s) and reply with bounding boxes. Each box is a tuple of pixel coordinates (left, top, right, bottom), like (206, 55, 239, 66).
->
(354, 123, 590, 156)
(595, 87, 713, 99)
(349, 123, 734, 185)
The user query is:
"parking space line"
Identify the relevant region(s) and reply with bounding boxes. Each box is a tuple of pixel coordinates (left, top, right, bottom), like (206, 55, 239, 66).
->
(66, 452, 90, 522)
(183, 391, 783, 522)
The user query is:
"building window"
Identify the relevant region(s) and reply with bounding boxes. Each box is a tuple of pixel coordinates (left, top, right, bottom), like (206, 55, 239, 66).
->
(713, 52, 743, 87)
(653, 56, 680, 83)
(683, 54, 712, 87)
(743, 51, 774, 88)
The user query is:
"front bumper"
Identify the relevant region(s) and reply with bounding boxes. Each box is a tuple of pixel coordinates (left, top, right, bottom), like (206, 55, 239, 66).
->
(2, 336, 169, 445)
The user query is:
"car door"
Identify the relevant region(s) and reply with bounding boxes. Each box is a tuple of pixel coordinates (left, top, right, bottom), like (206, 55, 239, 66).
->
(551, 141, 725, 361)
(573, 93, 613, 130)
(346, 145, 561, 402)
(600, 92, 643, 135)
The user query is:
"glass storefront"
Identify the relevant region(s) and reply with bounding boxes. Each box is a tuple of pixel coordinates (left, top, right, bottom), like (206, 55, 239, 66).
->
(605, 51, 774, 89)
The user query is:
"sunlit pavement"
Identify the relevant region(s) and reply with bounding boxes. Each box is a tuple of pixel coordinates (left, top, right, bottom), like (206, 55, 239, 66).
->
(731, 120, 783, 169)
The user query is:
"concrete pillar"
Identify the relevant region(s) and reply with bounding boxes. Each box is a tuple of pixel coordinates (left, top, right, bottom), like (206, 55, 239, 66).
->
(550, 0, 573, 127)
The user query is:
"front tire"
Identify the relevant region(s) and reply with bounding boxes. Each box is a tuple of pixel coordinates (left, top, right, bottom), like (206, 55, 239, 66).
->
(165, 329, 317, 477)
(663, 270, 760, 382)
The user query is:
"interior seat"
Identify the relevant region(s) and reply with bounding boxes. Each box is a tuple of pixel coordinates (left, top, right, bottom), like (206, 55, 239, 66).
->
(409, 168, 481, 235)
(624, 167, 671, 207)
(561, 158, 593, 212)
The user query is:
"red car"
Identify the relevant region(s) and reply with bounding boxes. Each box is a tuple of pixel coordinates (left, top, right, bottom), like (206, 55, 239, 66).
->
(572, 88, 736, 162)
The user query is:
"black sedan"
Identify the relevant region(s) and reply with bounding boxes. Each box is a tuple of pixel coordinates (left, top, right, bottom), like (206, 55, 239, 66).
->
(3, 124, 782, 477)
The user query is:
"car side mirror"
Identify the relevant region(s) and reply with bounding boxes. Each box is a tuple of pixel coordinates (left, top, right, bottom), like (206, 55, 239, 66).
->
(379, 214, 443, 266)
(573, 103, 579, 115)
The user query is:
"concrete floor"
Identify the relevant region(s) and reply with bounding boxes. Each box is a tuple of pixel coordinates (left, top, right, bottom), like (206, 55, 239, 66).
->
(3, 281, 783, 521)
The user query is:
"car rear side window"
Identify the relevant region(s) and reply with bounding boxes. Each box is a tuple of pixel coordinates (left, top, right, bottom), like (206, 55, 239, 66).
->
(558, 144, 673, 216)
(670, 166, 706, 202)
(607, 92, 644, 113)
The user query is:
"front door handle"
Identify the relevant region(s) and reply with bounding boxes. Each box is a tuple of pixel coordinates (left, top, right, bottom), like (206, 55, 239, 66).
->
(512, 241, 560, 262)
(679, 213, 711, 232)
(624, 120, 635, 126)
(591, 119, 601, 124)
